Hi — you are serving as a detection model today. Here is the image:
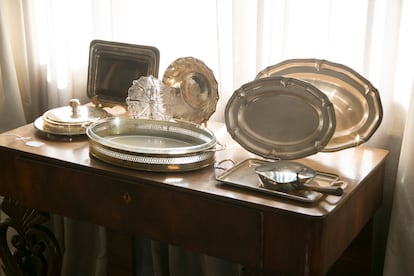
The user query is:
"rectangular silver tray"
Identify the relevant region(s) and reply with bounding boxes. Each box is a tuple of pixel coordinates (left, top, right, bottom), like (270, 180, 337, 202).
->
(216, 158, 341, 203)
(87, 40, 160, 106)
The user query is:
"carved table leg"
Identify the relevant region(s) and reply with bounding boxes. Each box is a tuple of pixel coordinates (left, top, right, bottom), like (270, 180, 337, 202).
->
(0, 197, 62, 276)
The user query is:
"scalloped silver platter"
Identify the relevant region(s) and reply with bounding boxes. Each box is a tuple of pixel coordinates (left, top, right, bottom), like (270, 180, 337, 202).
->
(256, 59, 383, 152)
(86, 117, 217, 172)
(162, 57, 219, 124)
(225, 76, 336, 160)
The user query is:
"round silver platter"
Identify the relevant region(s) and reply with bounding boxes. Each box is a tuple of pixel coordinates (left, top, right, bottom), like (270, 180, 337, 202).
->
(87, 117, 217, 172)
(162, 57, 219, 125)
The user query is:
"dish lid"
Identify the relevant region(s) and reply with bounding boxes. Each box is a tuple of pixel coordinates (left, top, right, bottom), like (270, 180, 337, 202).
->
(225, 76, 336, 160)
(87, 40, 160, 106)
(256, 59, 383, 152)
(162, 57, 219, 124)
(43, 99, 107, 125)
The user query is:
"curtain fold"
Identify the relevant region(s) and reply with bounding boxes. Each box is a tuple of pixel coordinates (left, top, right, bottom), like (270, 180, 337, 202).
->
(383, 81, 414, 275)
(1, 0, 414, 275)
(0, 0, 27, 132)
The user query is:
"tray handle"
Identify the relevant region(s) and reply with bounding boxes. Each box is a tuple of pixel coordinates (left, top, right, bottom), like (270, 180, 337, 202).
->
(214, 159, 235, 171)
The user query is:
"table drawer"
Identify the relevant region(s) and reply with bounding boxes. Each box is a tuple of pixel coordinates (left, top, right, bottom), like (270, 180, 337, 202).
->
(13, 156, 263, 267)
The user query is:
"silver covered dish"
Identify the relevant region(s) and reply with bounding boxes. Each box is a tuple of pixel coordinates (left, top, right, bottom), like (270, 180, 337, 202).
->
(256, 58, 383, 152)
(86, 117, 217, 172)
(34, 99, 109, 136)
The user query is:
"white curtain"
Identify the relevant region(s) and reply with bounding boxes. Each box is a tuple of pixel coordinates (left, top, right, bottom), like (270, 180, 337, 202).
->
(383, 81, 414, 275)
(1, 0, 414, 275)
(0, 0, 27, 131)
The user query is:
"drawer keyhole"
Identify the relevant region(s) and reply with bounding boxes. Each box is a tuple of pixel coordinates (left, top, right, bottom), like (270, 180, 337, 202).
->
(123, 192, 132, 204)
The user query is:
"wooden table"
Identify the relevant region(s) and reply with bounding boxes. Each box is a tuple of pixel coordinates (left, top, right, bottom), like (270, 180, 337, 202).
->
(0, 122, 388, 275)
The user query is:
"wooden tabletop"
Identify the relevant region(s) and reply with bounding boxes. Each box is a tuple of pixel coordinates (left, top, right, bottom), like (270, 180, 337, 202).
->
(0, 122, 388, 213)
(0, 122, 389, 275)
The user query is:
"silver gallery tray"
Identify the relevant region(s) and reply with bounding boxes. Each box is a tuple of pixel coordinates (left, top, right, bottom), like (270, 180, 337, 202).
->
(256, 59, 383, 152)
(216, 158, 344, 203)
(225, 76, 336, 160)
(87, 117, 217, 172)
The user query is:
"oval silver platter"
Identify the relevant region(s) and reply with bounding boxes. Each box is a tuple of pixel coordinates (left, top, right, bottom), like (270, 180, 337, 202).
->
(87, 117, 217, 172)
(225, 76, 336, 160)
(256, 59, 383, 152)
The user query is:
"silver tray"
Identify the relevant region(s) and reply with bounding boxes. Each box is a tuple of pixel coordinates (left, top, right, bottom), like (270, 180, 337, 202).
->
(87, 117, 218, 172)
(256, 59, 383, 152)
(87, 40, 160, 106)
(162, 57, 219, 124)
(216, 159, 344, 203)
(225, 76, 336, 160)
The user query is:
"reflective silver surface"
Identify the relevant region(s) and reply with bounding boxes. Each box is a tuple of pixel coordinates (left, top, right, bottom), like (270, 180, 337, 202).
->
(87, 40, 160, 106)
(34, 117, 86, 136)
(255, 160, 316, 185)
(163, 57, 219, 124)
(255, 160, 343, 196)
(225, 76, 336, 160)
(35, 100, 109, 136)
(256, 59, 383, 152)
(86, 117, 217, 171)
(216, 158, 342, 203)
(43, 103, 108, 125)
